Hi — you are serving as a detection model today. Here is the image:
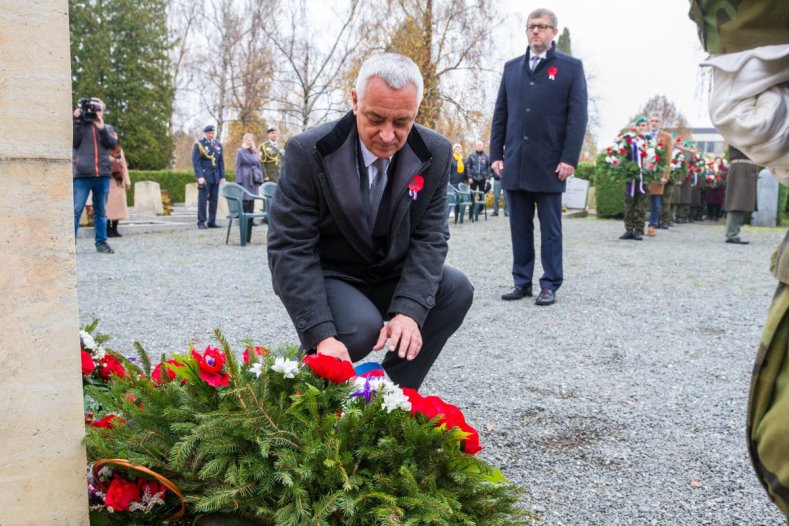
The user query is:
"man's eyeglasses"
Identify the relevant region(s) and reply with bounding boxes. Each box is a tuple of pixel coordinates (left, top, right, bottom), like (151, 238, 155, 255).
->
(528, 24, 554, 32)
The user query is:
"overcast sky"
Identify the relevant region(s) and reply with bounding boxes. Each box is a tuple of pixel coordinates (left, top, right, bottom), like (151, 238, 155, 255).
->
(496, 0, 712, 147)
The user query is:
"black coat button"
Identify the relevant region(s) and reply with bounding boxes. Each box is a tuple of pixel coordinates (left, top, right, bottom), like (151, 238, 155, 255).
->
(297, 319, 307, 329)
(426, 296, 435, 307)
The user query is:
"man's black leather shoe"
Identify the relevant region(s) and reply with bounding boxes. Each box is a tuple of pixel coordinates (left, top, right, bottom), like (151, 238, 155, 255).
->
(535, 288, 555, 306)
(198, 224, 207, 230)
(726, 238, 749, 245)
(501, 285, 533, 300)
(207, 223, 221, 228)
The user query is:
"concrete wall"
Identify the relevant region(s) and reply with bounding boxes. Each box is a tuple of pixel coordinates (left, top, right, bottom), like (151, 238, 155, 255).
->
(0, 2, 89, 524)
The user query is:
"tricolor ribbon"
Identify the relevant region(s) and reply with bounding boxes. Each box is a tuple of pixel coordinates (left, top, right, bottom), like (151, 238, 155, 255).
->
(628, 140, 644, 197)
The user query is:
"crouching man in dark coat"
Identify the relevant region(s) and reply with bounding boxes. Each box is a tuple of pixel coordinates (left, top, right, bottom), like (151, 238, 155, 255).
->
(267, 53, 473, 390)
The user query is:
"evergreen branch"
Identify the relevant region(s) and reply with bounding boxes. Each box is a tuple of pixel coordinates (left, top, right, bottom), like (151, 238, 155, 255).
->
(133, 340, 152, 376)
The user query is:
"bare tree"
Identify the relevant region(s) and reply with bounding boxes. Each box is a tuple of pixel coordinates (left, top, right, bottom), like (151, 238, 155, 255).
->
(379, 0, 499, 137)
(630, 94, 692, 138)
(262, 0, 367, 132)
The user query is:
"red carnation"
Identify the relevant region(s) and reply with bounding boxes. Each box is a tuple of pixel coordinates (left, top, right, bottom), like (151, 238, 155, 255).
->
(658, 142, 664, 148)
(619, 148, 626, 155)
(104, 476, 140, 512)
(640, 150, 647, 158)
(151, 359, 184, 384)
(402, 388, 482, 454)
(98, 355, 126, 380)
(303, 353, 356, 384)
(606, 147, 612, 153)
(191, 346, 229, 388)
(625, 136, 632, 144)
(81, 350, 95, 376)
(655, 155, 661, 162)
(92, 414, 125, 429)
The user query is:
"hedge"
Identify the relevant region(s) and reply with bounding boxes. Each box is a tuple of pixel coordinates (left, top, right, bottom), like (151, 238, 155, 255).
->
(574, 161, 595, 186)
(593, 153, 625, 218)
(127, 170, 236, 205)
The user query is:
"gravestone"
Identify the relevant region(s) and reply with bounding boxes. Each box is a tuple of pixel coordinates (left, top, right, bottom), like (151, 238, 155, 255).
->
(562, 177, 590, 209)
(0, 1, 89, 523)
(217, 183, 230, 219)
(185, 182, 199, 208)
(134, 181, 164, 216)
(751, 168, 778, 227)
(586, 186, 597, 211)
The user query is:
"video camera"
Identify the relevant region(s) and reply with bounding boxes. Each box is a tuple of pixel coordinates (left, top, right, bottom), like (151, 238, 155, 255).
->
(78, 97, 103, 123)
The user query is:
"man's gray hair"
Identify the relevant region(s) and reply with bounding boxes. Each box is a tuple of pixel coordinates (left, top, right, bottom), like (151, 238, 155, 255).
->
(527, 8, 558, 27)
(355, 53, 424, 106)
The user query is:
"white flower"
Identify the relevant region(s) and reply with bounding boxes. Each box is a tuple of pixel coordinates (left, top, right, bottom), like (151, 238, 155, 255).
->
(271, 356, 299, 378)
(93, 346, 106, 360)
(381, 387, 412, 413)
(80, 330, 96, 350)
(249, 362, 264, 378)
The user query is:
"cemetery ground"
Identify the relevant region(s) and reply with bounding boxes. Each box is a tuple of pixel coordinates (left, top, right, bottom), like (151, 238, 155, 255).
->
(76, 214, 787, 525)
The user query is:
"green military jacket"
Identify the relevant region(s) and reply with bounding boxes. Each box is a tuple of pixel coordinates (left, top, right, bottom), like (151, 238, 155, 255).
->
(259, 141, 283, 182)
(747, 231, 789, 521)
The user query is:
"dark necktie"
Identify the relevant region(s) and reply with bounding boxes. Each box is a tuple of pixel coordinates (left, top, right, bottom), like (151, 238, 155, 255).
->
(368, 157, 389, 229)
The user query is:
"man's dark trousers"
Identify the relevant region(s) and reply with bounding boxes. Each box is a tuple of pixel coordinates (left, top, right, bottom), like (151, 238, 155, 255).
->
(198, 183, 220, 226)
(508, 190, 563, 292)
(323, 265, 472, 390)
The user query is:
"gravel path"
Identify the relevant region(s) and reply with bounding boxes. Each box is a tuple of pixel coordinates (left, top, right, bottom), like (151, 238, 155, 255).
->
(77, 215, 787, 525)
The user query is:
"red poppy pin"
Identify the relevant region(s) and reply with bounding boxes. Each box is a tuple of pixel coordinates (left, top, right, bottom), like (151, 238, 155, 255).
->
(408, 175, 424, 200)
(547, 66, 557, 80)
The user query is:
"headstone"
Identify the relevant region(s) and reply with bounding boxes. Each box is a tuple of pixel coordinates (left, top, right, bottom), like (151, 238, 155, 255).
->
(586, 186, 597, 211)
(562, 177, 590, 209)
(751, 168, 778, 227)
(185, 182, 199, 209)
(0, 1, 89, 523)
(217, 183, 230, 220)
(134, 181, 164, 216)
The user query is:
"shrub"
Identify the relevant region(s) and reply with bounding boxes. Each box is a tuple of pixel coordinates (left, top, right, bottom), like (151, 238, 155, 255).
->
(574, 161, 595, 186)
(594, 153, 625, 218)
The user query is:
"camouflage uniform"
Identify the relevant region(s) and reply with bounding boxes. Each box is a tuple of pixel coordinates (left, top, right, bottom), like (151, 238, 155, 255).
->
(623, 184, 648, 234)
(660, 179, 675, 226)
(690, 1, 789, 521)
(748, 232, 789, 520)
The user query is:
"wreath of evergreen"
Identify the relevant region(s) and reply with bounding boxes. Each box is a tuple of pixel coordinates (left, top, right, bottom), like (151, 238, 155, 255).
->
(83, 327, 533, 525)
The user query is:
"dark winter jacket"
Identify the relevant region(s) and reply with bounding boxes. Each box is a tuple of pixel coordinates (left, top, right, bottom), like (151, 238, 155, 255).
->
(465, 151, 492, 182)
(72, 119, 118, 178)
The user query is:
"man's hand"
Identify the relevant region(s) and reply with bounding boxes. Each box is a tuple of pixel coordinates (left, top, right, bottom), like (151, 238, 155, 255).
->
(555, 162, 575, 181)
(316, 337, 352, 363)
(661, 178, 668, 184)
(94, 113, 104, 129)
(467, 177, 473, 185)
(373, 314, 422, 361)
(73, 108, 81, 119)
(219, 177, 226, 185)
(491, 160, 503, 177)
(198, 177, 206, 186)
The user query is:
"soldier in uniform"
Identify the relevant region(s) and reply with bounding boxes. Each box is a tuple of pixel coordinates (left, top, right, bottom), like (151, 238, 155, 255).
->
(192, 124, 226, 229)
(619, 117, 649, 241)
(259, 126, 284, 182)
(690, 0, 789, 520)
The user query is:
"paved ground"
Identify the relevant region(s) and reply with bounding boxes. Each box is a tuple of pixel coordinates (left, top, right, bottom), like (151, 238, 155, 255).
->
(76, 212, 787, 525)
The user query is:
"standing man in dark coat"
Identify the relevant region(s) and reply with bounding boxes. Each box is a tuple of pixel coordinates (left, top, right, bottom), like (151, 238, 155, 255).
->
(724, 145, 758, 245)
(490, 7, 588, 306)
(267, 53, 473, 390)
(465, 140, 492, 208)
(192, 124, 226, 229)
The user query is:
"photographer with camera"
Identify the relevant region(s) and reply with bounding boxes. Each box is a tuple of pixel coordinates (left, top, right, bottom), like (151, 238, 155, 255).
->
(73, 97, 118, 253)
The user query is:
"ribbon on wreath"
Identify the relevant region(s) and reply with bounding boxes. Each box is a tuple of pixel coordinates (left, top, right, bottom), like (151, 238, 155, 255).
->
(627, 140, 644, 197)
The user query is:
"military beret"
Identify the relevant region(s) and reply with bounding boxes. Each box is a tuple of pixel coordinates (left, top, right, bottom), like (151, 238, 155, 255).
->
(635, 117, 647, 125)
(203, 124, 216, 132)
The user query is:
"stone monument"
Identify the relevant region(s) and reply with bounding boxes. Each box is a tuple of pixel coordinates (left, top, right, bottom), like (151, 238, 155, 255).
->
(0, 2, 89, 524)
(134, 180, 165, 216)
(751, 168, 779, 228)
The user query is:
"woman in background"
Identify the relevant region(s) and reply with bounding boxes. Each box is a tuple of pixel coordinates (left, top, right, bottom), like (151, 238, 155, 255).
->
(106, 134, 130, 238)
(234, 133, 263, 242)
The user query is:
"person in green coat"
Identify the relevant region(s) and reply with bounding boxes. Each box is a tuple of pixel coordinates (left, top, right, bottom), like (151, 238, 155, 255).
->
(689, 0, 789, 520)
